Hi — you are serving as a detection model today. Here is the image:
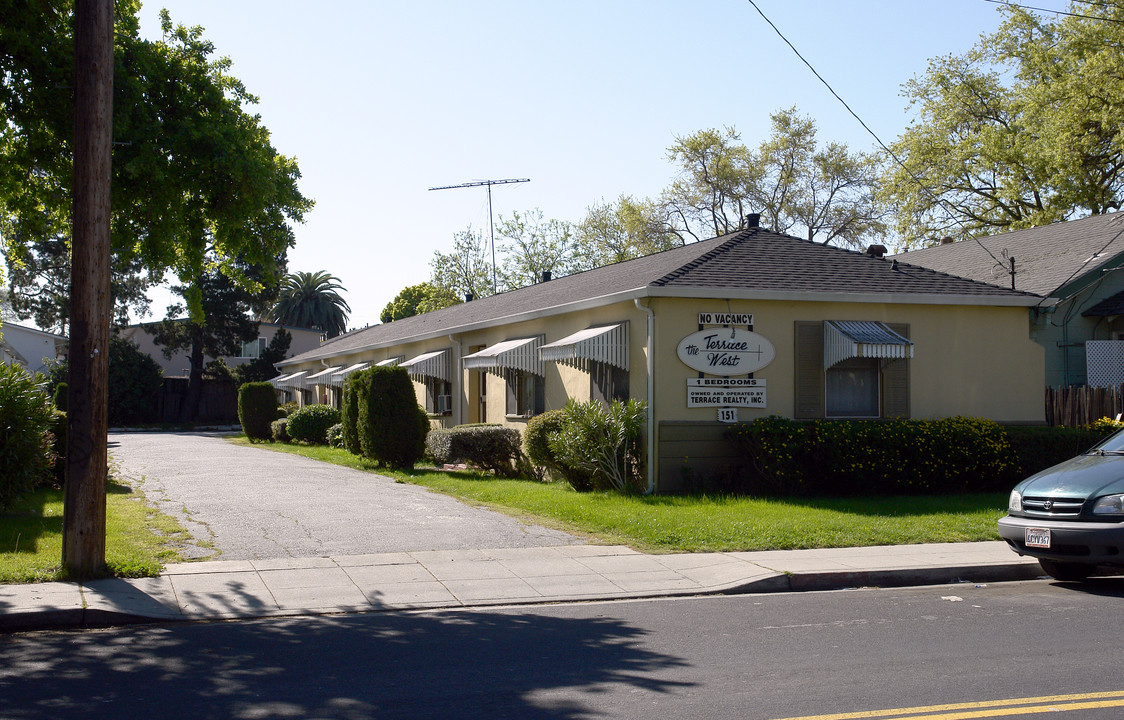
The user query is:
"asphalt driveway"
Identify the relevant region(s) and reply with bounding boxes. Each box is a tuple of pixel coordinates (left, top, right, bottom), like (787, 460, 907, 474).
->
(109, 431, 583, 561)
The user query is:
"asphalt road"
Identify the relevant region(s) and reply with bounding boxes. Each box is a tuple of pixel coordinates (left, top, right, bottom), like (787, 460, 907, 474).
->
(4, 579, 1124, 719)
(108, 431, 583, 561)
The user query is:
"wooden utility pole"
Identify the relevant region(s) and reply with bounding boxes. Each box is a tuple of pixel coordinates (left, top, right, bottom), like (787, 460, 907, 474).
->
(63, 0, 113, 577)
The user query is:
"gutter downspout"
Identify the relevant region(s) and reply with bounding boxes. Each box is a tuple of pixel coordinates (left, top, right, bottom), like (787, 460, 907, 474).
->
(635, 298, 655, 494)
(448, 334, 462, 425)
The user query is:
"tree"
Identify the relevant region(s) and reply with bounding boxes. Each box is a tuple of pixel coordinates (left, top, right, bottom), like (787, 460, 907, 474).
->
(0, 3, 313, 326)
(380, 282, 459, 323)
(270, 270, 350, 337)
(879, 3, 1124, 245)
(429, 227, 495, 302)
(572, 194, 679, 272)
(661, 108, 885, 247)
(234, 327, 291, 384)
(495, 208, 574, 290)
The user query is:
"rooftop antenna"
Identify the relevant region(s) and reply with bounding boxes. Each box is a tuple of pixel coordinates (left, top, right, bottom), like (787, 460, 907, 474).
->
(429, 178, 530, 295)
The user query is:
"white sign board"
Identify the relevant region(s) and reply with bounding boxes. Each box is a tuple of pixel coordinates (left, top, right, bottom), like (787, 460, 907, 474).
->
(717, 408, 739, 423)
(677, 328, 776, 374)
(686, 379, 767, 408)
(698, 312, 753, 326)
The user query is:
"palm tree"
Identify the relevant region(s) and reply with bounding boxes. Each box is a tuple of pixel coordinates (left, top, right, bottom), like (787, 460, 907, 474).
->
(269, 271, 351, 338)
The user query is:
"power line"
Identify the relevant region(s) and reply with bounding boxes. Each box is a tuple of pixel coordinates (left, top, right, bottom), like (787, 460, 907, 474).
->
(982, 0, 1124, 24)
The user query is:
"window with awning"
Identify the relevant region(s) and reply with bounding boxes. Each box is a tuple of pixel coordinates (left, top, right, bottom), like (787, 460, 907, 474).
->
(274, 371, 307, 388)
(305, 366, 341, 385)
(824, 320, 913, 370)
(540, 323, 629, 371)
(330, 362, 369, 387)
(462, 336, 543, 376)
(400, 349, 451, 381)
(375, 357, 401, 367)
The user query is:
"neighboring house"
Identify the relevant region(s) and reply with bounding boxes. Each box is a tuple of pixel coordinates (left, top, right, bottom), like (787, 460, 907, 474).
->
(0, 321, 67, 375)
(118, 321, 324, 377)
(277, 219, 1047, 492)
(897, 212, 1124, 388)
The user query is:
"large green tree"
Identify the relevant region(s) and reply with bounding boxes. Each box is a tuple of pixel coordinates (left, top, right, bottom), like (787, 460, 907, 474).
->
(380, 282, 459, 323)
(429, 227, 495, 302)
(662, 108, 885, 247)
(495, 208, 574, 290)
(270, 270, 350, 337)
(880, 3, 1124, 245)
(0, 2, 312, 327)
(571, 194, 679, 272)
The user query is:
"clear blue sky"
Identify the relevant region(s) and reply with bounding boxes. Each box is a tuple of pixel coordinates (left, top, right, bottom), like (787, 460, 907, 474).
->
(133, 0, 1063, 330)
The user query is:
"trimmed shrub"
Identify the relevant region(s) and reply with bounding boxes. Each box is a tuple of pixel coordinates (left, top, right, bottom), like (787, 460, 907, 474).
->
(327, 423, 344, 448)
(340, 371, 365, 455)
(523, 409, 578, 485)
(548, 399, 646, 492)
(1005, 425, 1109, 479)
(0, 364, 56, 510)
(271, 418, 290, 443)
(278, 401, 299, 418)
(356, 366, 426, 469)
(426, 424, 525, 477)
(107, 335, 162, 425)
(725, 416, 1027, 497)
(286, 404, 341, 444)
(238, 382, 278, 441)
(53, 382, 68, 411)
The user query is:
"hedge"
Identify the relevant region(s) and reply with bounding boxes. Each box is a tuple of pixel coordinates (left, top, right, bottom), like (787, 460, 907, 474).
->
(238, 382, 278, 441)
(286, 404, 341, 444)
(426, 424, 525, 478)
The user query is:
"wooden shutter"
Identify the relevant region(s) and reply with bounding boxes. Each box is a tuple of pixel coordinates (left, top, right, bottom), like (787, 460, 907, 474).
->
(882, 323, 911, 418)
(794, 321, 825, 419)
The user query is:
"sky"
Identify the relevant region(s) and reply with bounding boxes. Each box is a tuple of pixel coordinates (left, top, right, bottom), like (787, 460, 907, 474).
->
(129, 0, 1064, 330)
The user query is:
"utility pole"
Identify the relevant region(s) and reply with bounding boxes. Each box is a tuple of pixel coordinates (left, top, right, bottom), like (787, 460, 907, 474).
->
(428, 178, 529, 295)
(63, 0, 113, 577)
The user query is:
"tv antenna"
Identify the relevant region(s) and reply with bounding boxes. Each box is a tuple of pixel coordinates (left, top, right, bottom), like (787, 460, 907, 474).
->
(429, 177, 530, 295)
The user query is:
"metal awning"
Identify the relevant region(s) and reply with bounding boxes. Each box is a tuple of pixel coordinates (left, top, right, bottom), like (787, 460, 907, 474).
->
(540, 324, 628, 370)
(268, 372, 295, 387)
(275, 370, 308, 388)
(824, 321, 913, 369)
(330, 362, 369, 386)
(462, 337, 543, 375)
(305, 366, 341, 385)
(375, 357, 400, 367)
(400, 349, 450, 381)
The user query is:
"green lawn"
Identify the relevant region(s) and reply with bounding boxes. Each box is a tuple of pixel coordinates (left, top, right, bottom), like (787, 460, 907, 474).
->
(0, 478, 191, 584)
(234, 438, 1007, 553)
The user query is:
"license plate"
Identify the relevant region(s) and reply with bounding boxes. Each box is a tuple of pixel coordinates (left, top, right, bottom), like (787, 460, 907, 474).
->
(1025, 527, 1051, 549)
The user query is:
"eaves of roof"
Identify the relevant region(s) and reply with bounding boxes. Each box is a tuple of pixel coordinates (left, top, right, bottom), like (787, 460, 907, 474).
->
(279, 228, 1047, 367)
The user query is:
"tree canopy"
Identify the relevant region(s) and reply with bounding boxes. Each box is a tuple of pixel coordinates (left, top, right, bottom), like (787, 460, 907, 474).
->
(0, 1, 312, 330)
(269, 270, 351, 337)
(380, 282, 458, 324)
(879, 2, 1124, 245)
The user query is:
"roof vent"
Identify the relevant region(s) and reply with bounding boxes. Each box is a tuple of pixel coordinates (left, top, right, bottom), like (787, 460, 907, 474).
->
(745, 213, 760, 228)
(865, 244, 888, 259)
(940, 236, 955, 245)
(465, 293, 474, 302)
(541, 270, 551, 282)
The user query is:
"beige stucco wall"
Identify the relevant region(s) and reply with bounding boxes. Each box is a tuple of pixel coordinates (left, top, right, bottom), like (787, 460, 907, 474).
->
(646, 297, 1044, 426)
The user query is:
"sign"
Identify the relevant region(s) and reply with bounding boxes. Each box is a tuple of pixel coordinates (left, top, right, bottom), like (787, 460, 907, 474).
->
(717, 408, 739, 423)
(698, 312, 753, 326)
(677, 328, 776, 374)
(687, 379, 767, 408)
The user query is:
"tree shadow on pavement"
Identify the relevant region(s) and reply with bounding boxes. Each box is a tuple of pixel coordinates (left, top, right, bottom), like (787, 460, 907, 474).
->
(1, 607, 694, 719)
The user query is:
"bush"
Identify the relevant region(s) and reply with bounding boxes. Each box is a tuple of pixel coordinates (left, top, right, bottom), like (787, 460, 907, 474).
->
(53, 382, 67, 411)
(0, 364, 56, 510)
(356, 366, 427, 469)
(286, 404, 341, 444)
(726, 416, 1027, 497)
(107, 335, 163, 425)
(278, 401, 299, 418)
(548, 399, 646, 492)
(426, 424, 526, 477)
(341, 372, 365, 455)
(1004, 425, 1109, 479)
(327, 423, 344, 448)
(50, 409, 66, 486)
(271, 417, 290, 443)
(238, 382, 278, 441)
(524, 409, 587, 486)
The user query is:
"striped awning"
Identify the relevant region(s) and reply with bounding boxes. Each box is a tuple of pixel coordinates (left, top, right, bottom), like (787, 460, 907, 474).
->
(462, 337, 543, 375)
(305, 366, 341, 385)
(274, 370, 307, 388)
(400, 349, 451, 381)
(330, 362, 369, 386)
(375, 357, 400, 367)
(268, 372, 296, 387)
(540, 324, 628, 370)
(824, 321, 913, 369)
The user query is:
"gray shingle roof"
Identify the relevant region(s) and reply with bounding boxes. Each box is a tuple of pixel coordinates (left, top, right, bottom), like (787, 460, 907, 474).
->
(281, 227, 1042, 366)
(894, 212, 1124, 297)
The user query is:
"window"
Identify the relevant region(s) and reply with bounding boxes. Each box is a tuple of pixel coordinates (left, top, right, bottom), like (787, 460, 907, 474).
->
(591, 362, 629, 404)
(505, 370, 544, 417)
(241, 338, 266, 358)
(794, 321, 911, 419)
(425, 376, 452, 415)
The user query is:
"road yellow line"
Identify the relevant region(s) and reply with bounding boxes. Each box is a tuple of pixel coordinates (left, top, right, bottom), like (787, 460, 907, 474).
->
(771, 691, 1124, 720)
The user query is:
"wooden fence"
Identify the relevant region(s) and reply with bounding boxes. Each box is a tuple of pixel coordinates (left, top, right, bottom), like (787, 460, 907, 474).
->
(1046, 385, 1124, 427)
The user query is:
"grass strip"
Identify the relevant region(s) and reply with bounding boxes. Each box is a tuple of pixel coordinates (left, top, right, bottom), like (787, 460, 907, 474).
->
(234, 437, 1006, 553)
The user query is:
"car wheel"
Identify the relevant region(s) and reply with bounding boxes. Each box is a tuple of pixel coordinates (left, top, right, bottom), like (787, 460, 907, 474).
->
(1039, 559, 1094, 582)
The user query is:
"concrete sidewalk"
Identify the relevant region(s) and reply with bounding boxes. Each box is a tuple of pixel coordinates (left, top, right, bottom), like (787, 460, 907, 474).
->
(0, 541, 1042, 632)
